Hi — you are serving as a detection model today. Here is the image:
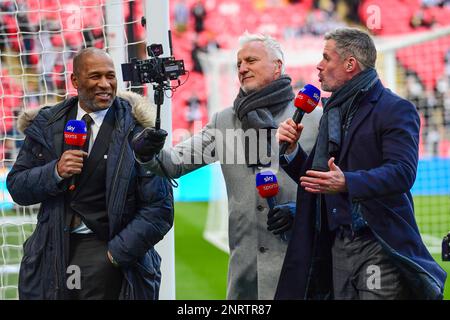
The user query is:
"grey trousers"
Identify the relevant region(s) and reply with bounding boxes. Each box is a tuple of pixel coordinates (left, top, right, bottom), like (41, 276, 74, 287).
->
(331, 226, 411, 300)
(67, 233, 123, 300)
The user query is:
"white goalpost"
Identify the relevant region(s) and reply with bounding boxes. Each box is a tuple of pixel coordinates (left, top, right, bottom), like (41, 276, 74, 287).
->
(144, 0, 176, 300)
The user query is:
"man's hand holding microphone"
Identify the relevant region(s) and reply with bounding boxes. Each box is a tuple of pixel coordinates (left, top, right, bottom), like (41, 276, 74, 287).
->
(59, 120, 89, 190)
(57, 150, 88, 179)
(276, 84, 347, 194)
(278, 84, 320, 156)
(276, 119, 304, 155)
(256, 171, 295, 240)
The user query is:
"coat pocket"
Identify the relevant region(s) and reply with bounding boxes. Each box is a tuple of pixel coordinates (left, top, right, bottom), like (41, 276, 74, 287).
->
(18, 225, 49, 300)
(30, 144, 47, 166)
(119, 249, 162, 300)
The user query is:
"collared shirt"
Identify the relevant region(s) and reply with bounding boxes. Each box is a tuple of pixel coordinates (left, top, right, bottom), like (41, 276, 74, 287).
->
(283, 143, 299, 164)
(75, 103, 109, 155)
(54, 103, 110, 234)
(54, 103, 109, 181)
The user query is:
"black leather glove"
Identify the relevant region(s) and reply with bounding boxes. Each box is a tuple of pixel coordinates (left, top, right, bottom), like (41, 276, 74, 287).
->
(267, 202, 296, 235)
(131, 127, 168, 162)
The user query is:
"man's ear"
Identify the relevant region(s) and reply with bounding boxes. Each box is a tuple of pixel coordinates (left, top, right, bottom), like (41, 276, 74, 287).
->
(346, 56, 359, 73)
(275, 59, 282, 76)
(71, 73, 78, 89)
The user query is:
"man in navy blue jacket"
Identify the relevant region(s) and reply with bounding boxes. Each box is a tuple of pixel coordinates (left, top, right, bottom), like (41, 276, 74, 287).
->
(275, 28, 446, 299)
(7, 48, 173, 299)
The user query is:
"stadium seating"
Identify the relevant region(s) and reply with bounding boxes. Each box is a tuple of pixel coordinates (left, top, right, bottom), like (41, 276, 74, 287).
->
(2, 0, 450, 143)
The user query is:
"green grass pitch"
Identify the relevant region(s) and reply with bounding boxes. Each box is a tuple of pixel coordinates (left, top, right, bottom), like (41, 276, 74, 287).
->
(174, 198, 450, 300)
(1, 196, 449, 299)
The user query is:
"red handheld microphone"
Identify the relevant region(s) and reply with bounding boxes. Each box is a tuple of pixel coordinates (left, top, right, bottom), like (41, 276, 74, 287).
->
(279, 84, 321, 156)
(256, 171, 279, 209)
(64, 120, 87, 191)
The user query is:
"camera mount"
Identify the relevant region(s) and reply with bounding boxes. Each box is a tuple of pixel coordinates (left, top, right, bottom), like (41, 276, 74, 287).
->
(121, 30, 186, 130)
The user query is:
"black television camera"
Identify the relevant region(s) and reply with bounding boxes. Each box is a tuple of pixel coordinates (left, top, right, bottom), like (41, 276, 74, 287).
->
(121, 31, 186, 130)
(121, 43, 185, 85)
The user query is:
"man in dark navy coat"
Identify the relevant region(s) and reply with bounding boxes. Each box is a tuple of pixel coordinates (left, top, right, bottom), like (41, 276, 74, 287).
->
(275, 28, 446, 299)
(7, 48, 173, 300)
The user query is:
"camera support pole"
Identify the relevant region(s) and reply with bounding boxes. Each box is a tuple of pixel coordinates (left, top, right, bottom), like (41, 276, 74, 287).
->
(153, 83, 164, 130)
(145, 0, 175, 300)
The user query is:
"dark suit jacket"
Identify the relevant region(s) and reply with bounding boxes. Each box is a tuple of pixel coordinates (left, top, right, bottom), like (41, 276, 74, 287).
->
(275, 80, 447, 300)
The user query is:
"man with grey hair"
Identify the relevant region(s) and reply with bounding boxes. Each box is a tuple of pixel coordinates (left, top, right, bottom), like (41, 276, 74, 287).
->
(132, 32, 322, 299)
(275, 27, 446, 299)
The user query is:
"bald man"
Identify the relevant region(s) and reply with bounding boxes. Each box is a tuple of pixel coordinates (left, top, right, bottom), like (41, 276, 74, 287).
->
(7, 48, 174, 300)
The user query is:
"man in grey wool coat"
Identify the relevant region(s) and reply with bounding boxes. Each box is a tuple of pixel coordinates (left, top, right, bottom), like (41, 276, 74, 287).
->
(132, 32, 322, 299)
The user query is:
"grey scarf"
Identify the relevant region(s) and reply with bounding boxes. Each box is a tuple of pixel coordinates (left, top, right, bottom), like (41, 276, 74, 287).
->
(312, 68, 379, 171)
(233, 75, 294, 167)
(233, 75, 294, 130)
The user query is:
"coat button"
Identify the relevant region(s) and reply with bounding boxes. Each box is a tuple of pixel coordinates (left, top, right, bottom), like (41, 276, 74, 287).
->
(257, 205, 264, 211)
(259, 246, 267, 253)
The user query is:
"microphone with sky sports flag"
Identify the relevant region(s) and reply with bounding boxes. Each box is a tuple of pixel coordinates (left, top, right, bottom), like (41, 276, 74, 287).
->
(279, 84, 321, 156)
(256, 170, 279, 209)
(64, 119, 87, 191)
(256, 170, 294, 241)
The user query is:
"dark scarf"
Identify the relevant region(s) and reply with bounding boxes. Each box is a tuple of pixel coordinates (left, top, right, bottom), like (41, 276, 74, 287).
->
(312, 68, 379, 171)
(233, 75, 294, 167)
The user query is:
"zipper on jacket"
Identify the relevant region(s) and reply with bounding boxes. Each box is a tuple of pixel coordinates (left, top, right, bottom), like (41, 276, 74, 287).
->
(109, 123, 135, 212)
(54, 255, 60, 299)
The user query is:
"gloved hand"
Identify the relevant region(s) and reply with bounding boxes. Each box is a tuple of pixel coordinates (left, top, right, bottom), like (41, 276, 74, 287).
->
(131, 127, 168, 162)
(267, 202, 296, 235)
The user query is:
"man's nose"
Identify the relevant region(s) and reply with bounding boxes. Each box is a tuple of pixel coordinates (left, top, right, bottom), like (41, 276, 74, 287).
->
(316, 61, 324, 71)
(239, 63, 248, 74)
(98, 76, 110, 88)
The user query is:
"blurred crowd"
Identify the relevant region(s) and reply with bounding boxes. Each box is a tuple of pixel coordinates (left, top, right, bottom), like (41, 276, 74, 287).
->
(406, 49, 450, 156)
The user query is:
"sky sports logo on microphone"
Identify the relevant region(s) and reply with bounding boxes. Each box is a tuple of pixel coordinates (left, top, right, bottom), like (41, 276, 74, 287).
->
(294, 84, 321, 114)
(299, 84, 321, 103)
(295, 84, 320, 111)
(64, 120, 87, 147)
(256, 171, 278, 187)
(297, 95, 318, 108)
(256, 171, 279, 198)
(261, 184, 278, 192)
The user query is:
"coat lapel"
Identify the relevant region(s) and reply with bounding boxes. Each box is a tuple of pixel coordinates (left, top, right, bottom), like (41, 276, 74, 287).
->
(56, 103, 78, 157)
(339, 81, 383, 162)
(72, 105, 116, 197)
(44, 98, 78, 159)
(52, 119, 65, 158)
